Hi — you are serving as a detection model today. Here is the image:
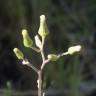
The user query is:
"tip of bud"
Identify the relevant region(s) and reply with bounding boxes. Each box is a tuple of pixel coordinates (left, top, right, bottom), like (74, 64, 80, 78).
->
(22, 29, 28, 36)
(13, 48, 18, 52)
(40, 15, 45, 22)
(75, 45, 82, 51)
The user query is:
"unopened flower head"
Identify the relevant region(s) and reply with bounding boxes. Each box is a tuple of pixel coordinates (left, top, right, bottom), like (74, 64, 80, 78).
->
(35, 35, 42, 49)
(38, 15, 49, 38)
(67, 45, 82, 55)
(13, 48, 24, 60)
(22, 29, 33, 48)
(47, 54, 58, 61)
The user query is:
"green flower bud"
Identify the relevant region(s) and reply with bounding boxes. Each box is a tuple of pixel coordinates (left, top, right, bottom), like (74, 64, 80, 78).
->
(68, 45, 82, 55)
(47, 54, 58, 61)
(22, 29, 33, 48)
(13, 48, 24, 60)
(38, 15, 49, 38)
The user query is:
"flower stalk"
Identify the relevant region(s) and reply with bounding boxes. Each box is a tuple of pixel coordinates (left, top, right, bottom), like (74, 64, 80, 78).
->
(13, 14, 82, 96)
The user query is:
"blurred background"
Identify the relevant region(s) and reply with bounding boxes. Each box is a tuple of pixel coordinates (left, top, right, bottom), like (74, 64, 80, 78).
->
(0, 0, 96, 96)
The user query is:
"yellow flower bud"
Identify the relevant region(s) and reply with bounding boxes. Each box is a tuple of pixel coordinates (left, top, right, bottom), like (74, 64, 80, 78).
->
(68, 45, 82, 55)
(22, 29, 33, 48)
(38, 15, 49, 38)
(47, 54, 58, 61)
(13, 48, 24, 60)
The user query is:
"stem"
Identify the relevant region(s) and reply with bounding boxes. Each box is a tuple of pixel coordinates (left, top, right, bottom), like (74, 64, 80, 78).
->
(41, 59, 50, 70)
(41, 51, 45, 62)
(22, 59, 39, 74)
(38, 71, 43, 96)
(31, 47, 40, 53)
(38, 37, 46, 96)
(41, 37, 45, 62)
(27, 63, 39, 73)
(58, 51, 68, 58)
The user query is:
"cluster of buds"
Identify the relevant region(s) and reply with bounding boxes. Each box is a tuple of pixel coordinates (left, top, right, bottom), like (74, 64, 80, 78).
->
(13, 14, 49, 63)
(13, 15, 82, 96)
(13, 14, 82, 62)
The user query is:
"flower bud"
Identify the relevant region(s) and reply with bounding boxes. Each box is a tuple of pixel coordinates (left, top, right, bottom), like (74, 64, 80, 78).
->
(22, 29, 33, 48)
(47, 54, 58, 61)
(38, 15, 49, 38)
(67, 45, 82, 55)
(13, 48, 24, 60)
(35, 35, 42, 49)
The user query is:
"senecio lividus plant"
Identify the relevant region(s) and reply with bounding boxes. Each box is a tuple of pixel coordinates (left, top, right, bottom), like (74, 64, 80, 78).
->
(13, 15, 82, 96)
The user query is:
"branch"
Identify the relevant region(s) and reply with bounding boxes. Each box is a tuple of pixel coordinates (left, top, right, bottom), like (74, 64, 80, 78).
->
(31, 47, 40, 53)
(22, 59, 39, 74)
(41, 59, 50, 70)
